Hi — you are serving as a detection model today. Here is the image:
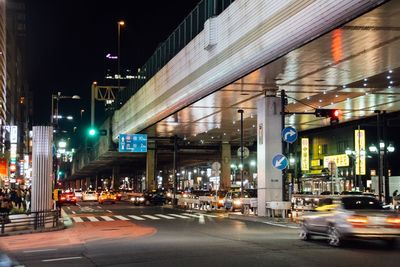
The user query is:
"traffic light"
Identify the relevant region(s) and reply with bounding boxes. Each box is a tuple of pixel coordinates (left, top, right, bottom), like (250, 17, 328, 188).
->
(315, 109, 340, 125)
(88, 127, 97, 136)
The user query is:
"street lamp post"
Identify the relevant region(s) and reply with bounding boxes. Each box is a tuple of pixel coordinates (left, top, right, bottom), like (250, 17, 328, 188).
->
(117, 20, 125, 89)
(345, 148, 357, 190)
(238, 109, 244, 197)
(369, 142, 395, 203)
(50, 92, 80, 188)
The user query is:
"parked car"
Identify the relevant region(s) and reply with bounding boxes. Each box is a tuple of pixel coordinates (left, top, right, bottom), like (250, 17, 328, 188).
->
(299, 195, 400, 247)
(98, 191, 117, 204)
(82, 191, 98, 201)
(59, 192, 77, 205)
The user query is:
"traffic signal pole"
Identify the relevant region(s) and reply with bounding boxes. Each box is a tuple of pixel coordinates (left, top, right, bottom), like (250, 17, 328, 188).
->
(281, 90, 287, 201)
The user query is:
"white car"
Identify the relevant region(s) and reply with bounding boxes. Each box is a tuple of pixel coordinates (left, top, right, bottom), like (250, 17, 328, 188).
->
(74, 189, 83, 199)
(82, 191, 98, 201)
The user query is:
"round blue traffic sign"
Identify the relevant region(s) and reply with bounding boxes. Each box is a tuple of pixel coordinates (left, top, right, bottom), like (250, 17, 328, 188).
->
(272, 154, 288, 170)
(282, 126, 298, 143)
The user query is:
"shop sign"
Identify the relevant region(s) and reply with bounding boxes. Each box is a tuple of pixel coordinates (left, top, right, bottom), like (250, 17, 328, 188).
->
(355, 129, 366, 175)
(323, 154, 349, 168)
(301, 138, 309, 171)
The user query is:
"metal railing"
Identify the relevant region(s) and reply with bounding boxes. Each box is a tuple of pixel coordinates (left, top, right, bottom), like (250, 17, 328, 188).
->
(116, 0, 236, 108)
(0, 210, 62, 235)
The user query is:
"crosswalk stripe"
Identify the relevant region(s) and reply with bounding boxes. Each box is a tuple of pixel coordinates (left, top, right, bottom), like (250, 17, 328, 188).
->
(182, 213, 202, 218)
(72, 217, 83, 223)
(142, 215, 160, 220)
(168, 214, 190, 219)
(128, 215, 146, 221)
(154, 214, 175, 219)
(114, 215, 129, 221)
(87, 216, 99, 222)
(100, 216, 114, 221)
(201, 214, 218, 218)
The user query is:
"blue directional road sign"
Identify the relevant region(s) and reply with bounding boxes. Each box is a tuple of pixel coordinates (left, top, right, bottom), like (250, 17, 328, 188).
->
(281, 126, 298, 143)
(272, 154, 288, 170)
(119, 134, 147, 153)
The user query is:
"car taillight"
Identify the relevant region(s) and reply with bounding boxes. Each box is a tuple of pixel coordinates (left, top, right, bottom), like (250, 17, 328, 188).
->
(386, 217, 400, 228)
(61, 197, 66, 200)
(72, 197, 77, 200)
(346, 216, 368, 228)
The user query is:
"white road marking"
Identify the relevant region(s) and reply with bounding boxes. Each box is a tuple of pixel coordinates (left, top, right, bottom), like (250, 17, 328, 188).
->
(71, 211, 76, 214)
(101, 216, 114, 221)
(261, 221, 299, 229)
(42, 256, 82, 262)
(87, 216, 99, 222)
(142, 215, 160, 220)
(128, 215, 146, 221)
(182, 213, 202, 218)
(76, 203, 81, 207)
(106, 210, 112, 213)
(114, 215, 129, 221)
(200, 213, 218, 218)
(24, 248, 57, 253)
(67, 207, 71, 210)
(97, 206, 102, 209)
(72, 217, 83, 223)
(154, 214, 175, 219)
(168, 214, 190, 219)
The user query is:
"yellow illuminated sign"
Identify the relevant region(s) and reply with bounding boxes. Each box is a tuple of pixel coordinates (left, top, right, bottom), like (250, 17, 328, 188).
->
(311, 159, 321, 167)
(355, 129, 366, 175)
(301, 138, 309, 171)
(323, 154, 349, 168)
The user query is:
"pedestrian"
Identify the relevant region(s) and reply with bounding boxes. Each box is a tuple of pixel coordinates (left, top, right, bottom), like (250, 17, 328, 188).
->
(0, 194, 13, 223)
(25, 188, 31, 212)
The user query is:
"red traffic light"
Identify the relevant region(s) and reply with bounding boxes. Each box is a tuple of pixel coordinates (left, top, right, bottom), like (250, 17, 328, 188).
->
(333, 109, 340, 117)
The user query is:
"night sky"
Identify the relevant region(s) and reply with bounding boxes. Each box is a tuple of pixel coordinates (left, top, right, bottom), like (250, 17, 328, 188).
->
(25, 0, 200, 125)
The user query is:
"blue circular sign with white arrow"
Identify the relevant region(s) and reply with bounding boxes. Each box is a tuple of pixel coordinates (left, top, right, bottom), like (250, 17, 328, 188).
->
(272, 154, 288, 170)
(282, 126, 298, 143)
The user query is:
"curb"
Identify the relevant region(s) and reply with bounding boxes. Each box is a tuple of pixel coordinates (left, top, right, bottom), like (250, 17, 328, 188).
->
(228, 214, 300, 229)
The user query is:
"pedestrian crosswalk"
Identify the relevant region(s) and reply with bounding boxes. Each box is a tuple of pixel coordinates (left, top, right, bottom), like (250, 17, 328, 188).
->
(71, 213, 221, 223)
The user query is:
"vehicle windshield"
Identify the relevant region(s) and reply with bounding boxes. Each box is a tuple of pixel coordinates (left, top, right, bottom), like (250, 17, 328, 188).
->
(342, 197, 382, 210)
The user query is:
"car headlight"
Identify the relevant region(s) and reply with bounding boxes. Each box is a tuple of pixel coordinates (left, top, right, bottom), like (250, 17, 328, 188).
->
(138, 197, 145, 202)
(218, 200, 224, 204)
(305, 198, 310, 201)
(167, 193, 171, 197)
(233, 199, 242, 205)
(130, 197, 136, 201)
(183, 194, 188, 198)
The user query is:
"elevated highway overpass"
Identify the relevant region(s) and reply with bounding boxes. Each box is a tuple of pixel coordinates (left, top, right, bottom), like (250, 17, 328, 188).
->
(71, 0, 400, 216)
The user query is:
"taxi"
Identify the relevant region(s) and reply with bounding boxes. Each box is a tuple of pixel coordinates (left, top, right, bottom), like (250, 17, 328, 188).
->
(98, 191, 117, 204)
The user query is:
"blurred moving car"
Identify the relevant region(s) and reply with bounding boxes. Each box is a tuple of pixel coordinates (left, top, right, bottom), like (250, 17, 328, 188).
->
(128, 192, 145, 205)
(115, 191, 123, 201)
(224, 191, 242, 211)
(82, 191, 98, 201)
(212, 190, 227, 208)
(59, 192, 77, 205)
(74, 189, 83, 199)
(98, 191, 117, 204)
(299, 195, 400, 247)
(143, 190, 166, 205)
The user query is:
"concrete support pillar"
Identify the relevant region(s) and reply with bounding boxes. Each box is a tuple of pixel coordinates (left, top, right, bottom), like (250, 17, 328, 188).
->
(221, 142, 231, 189)
(257, 96, 283, 216)
(146, 141, 156, 191)
(111, 165, 120, 190)
(31, 126, 53, 212)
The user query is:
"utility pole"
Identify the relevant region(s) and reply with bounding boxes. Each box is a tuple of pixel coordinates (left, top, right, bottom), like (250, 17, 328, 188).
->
(238, 109, 244, 197)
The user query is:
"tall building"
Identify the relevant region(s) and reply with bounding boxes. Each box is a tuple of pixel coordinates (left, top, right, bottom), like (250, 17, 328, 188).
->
(0, 0, 6, 131)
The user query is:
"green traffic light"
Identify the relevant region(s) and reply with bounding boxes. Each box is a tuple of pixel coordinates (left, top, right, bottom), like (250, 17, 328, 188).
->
(88, 128, 97, 136)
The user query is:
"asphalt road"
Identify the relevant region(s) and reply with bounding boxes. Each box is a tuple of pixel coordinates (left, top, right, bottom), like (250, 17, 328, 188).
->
(1, 201, 399, 267)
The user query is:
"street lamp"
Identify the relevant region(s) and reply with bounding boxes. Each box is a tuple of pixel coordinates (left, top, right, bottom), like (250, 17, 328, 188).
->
(118, 20, 125, 88)
(50, 92, 81, 126)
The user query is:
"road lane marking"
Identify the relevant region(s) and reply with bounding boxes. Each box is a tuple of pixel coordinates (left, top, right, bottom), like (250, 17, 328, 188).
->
(114, 215, 129, 221)
(106, 210, 112, 213)
(200, 213, 218, 218)
(142, 215, 160, 220)
(76, 203, 81, 207)
(42, 256, 82, 262)
(72, 217, 83, 223)
(154, 214, 175, 219)
(261, 221, 299, 229)
(87, 216, 99, 222)
(24, 248, 57, 253)
(71, 211, 76, 214)
(101, 216, 114, 221)
(97, 206, 102, 209)
(67, 207, 71, 210)
(168, 214, 190, 219)
(128, 215, 146, 221)
(182, 213, 202, 218)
